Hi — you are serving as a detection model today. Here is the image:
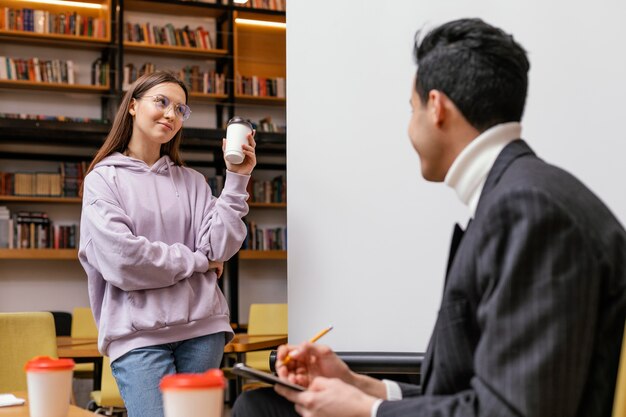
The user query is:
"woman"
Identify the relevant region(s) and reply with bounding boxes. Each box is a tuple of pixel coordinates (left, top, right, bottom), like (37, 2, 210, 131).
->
(78, 71, 255, 417)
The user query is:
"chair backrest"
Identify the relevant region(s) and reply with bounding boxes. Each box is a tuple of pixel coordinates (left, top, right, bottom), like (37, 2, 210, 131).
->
(245, 304, 288, 372)
(50, 311, 72, 336)
(71, 307, 98, 338)
(613, 323, 626, 417)
(0, 312, 58, 391)
(247, 304, 288, 336)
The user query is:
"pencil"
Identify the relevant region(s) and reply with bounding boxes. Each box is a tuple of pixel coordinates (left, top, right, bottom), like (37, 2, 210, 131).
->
(282, 325, 333, 365)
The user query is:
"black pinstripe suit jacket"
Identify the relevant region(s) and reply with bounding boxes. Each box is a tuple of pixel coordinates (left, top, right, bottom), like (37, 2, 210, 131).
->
(378, 140, 626, 417)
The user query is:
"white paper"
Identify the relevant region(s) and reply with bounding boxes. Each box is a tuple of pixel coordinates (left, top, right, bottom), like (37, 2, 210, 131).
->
(0, 393, 26, 407)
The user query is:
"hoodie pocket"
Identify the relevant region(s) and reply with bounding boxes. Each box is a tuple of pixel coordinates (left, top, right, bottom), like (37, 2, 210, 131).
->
(127, 281, 192, 331)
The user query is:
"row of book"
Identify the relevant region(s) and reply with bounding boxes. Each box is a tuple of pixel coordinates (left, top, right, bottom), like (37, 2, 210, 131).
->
(242, 220, 286, 251)
(125, 22, 214, 50)
(0, 113, 102, 123)
(122, 63, 226, 95)
(0, 57, 75, 84)
(238, 0, 286, 11)
(0, 208, 78, 249)
(0, 56, 110, 87)
(180, 66, 227, 95)
(247, 175, 286, 203)
(256, 116, 286, 133)
(0, 7, 107, 39)
(91, 58, 110, 87)
(235, 74, 286, 98)
(0, 162, 87, 198)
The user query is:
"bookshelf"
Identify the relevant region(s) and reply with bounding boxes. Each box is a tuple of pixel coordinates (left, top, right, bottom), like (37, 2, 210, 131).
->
(233, 10, 286, 104)
(0, 0, 113, 97)
(0, 0, 287, 324)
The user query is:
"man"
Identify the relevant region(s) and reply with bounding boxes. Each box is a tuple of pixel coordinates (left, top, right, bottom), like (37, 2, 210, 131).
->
(232, 18, 626, 417)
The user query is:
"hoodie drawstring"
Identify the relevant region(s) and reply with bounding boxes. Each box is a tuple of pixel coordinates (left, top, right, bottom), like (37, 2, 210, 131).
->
(166, 166, 180, 198)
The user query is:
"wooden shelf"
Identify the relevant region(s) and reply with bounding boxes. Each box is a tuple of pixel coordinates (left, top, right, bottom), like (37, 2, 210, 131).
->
(189, 92, 229, 103)
(0, 30, 111, 46)
(125, 0, 227, 17)
(249, 202, 286, 209)
(0, 80, 110, 94)
(0, 196, 82, 204)
(235, 94, 286, 106)
(0, 249, 78, 260)
(239, 250, 287, 260)
(124, 42, 228, 58)
(234, 8, 286, 19)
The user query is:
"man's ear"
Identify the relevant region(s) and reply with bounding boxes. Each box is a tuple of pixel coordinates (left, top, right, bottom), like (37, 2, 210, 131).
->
(428, 90, 447, 127)
(128, 98, 137, 117)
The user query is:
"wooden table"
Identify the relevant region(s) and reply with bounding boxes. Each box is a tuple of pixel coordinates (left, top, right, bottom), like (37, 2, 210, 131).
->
(0, 391, 96, 416)
(56, 337, 102, 391)
(224, 334, 288, 395)
(56, 334, 289, 396)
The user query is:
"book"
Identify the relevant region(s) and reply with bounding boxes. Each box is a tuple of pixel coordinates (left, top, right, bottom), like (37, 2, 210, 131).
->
(0, 206, 9, 248)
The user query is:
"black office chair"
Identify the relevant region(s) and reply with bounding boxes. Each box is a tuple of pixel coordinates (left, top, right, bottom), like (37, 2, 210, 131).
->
(50, 311, 72, 336)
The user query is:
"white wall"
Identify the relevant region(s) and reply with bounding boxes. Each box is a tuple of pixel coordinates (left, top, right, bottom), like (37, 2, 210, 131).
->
(287, 0, 626, 352)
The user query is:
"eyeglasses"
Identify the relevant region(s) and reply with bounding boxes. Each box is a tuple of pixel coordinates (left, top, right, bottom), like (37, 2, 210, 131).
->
(139, 94, 192, 121)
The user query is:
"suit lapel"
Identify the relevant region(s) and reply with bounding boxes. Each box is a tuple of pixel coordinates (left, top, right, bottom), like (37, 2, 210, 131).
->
(422, 221, 470, 390)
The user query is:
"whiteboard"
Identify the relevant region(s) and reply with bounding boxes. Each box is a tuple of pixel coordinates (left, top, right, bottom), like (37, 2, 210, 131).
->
(286, 0, 626, 352)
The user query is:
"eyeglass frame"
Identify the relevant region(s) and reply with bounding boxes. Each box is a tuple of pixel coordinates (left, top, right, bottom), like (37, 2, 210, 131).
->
(135, 94, 192, 121)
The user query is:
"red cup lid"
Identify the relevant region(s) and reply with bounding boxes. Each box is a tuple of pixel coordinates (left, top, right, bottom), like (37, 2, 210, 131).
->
(160, 369, 225, 390)
(25, 356, 75, 371)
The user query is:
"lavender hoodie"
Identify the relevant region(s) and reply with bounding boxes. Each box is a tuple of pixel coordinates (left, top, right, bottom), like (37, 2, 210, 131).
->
(78, 152, 249, 361)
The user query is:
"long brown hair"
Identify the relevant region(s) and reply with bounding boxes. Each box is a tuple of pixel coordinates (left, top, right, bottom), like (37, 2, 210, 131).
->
(85, 71, 189, 177)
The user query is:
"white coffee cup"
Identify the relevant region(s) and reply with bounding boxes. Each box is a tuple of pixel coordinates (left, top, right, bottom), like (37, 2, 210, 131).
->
(160, 369, 225, 417)
(25, 356, 75, 417)
(225, 117, 253, 164)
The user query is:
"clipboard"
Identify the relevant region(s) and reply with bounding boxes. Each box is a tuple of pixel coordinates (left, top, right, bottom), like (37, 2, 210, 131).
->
(232, 363, 306, 392)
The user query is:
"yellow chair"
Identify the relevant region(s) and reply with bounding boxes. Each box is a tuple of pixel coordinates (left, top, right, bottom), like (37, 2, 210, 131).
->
(613, 323, 626, 417)
(245, 303, 288, 372)
(89, 356, 126, 416)
(71, 307, 98, 376)
(71, 307, 98, 338)
(0, 312, 58, 392)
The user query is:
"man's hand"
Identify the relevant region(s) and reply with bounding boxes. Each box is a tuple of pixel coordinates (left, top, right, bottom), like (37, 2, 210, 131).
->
(275, 377, 376, 417)
(276, 343, 354, 388)
(208, 260, 224, 278)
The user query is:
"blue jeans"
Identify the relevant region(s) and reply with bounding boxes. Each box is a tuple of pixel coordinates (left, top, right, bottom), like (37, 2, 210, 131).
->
(110, 333, 226, 417)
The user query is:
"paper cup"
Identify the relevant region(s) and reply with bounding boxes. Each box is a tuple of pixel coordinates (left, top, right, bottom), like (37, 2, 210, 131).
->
(160, 369, 225, 417)
(225, 117, 253, 164)
(25, 356, 75, 417)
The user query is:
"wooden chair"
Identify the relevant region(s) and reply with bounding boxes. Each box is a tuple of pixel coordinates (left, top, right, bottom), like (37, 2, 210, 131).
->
(0, 312, 58, 391)
(613, 322, 626, 417)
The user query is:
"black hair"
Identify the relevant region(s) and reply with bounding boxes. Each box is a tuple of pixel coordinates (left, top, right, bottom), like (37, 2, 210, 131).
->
(414, 18, 530, 131)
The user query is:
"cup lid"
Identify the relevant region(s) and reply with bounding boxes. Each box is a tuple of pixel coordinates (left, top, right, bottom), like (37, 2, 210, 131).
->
(25, 356, 75, 371)
(160, 369, 225, 390)
(227, 116, 253, 130)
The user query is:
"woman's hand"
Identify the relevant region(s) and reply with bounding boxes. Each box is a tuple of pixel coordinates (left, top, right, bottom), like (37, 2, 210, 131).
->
(208, 260, 224, 278)
(223, 130, 257, 175)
